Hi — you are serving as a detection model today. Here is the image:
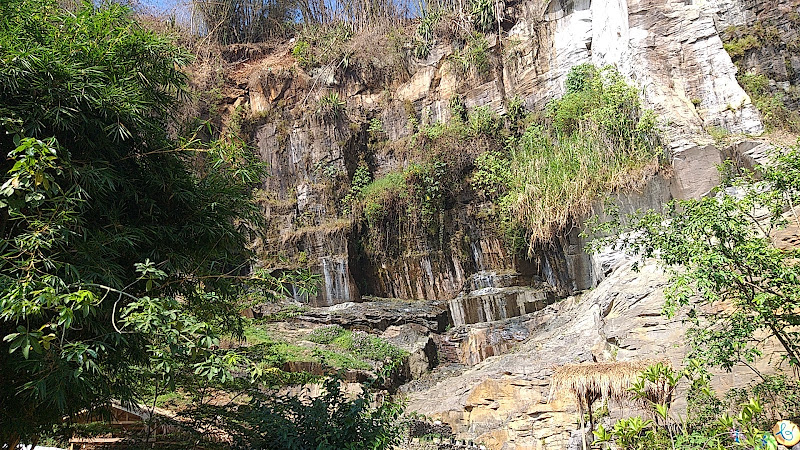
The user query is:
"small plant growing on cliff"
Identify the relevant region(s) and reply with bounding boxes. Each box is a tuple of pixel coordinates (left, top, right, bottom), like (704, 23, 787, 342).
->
(723, 34, 761, 58)
(472, 150, 511, 200)
(413, 8, 441, 59)
(467, 106, 501, 136)
(470, 0, 496, 32)
(449, 33, 491, 79)
(737, 72, 800, 132)
(318, 91, 346, 119)
(349, 331, 407, 363)
(368, 117, 384, 136)
(342, 163, 372, 215)
(292, 40, 314, 69)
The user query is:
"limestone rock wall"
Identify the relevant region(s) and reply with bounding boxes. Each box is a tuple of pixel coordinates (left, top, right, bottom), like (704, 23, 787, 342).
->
(717, 0, 800, 110)
(222, 0, 774, 307)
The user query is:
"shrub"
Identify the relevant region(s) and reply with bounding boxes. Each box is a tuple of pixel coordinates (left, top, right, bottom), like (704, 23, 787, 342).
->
(738, 71, 800, 132)
(414, 9, 441, 59)
(449, 33, 491, 78)
(291, 39, 314, 68)
(472, 150, 511, 200)
(368, 117, 384, 135)
(500, 64, 661, 249)
(360, 171, 407, 226)
(470, 0, 496, 32)
(234, 377, 405, 450)
(342, 163, 372, 215)
(564, 63, 598, 95)
(317, 92, 346, 119)
(349, 331, 406, 363)
(723, 34, 761, 58)
(739, 72, 770, 97)
(468, 106, 501, 136)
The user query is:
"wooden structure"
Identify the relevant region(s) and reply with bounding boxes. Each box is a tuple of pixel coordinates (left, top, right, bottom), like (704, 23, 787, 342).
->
(68, 401, 176, 450)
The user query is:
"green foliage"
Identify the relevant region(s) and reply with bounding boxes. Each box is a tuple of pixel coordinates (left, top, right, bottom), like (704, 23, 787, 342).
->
(724, 34, 761, 58)
(318, 91, 347, 119)
(292, 39, 314, 68)
(470, 0, 496, 32)
(414, 9, 441, 59)
(564, 63, 598, 95)
(468, 106, 502, 136)
(342, 162, 373, 215)
(358, 161, 448, 233)
(593, 363, 788, 450)
(472, 150, 511, 200)
(368, 117, 385, 135)
(500, 65, 661, 251)
(0, 1, 316, 446)
(229, 377, 406, 449)
(292, 23, 354, 71)
(359, 170, 407, 228)
(707, 125, 731, 144)
(307, 325, 347, 344)
(740, 73, 770, 97)
(347, 330, 407, 363)
(353, 98, 522, 258)
(588, 144, 800, 370)
(449, 33, 491, 78)
(726, 375, 800, 426)
(738, 72, 800, 132)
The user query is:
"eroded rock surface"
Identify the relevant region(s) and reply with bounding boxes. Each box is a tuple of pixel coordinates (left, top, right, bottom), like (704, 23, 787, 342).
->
(300, 299, 451, 333)
(404, 261, 778, 449)
(210, 0, 777, 306)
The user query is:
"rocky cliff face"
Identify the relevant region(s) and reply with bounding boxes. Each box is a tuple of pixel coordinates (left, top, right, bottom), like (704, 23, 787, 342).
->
(402, 260, 781, 449)
(201, 0, 800, 448)
(218, 0, 775, 310)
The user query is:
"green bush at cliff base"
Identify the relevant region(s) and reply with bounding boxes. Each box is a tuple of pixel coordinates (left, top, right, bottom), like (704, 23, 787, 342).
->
(594, 363, 800, 450)
(226, 376, 406, 449)
(348, 103, 504, 259)
(0, 3, 328, 447)
(588, 144, 800, 371)
(496, 64, 661, 253)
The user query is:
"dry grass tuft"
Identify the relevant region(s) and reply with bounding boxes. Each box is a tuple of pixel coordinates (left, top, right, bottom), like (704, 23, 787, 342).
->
(549, 360, 669, 407)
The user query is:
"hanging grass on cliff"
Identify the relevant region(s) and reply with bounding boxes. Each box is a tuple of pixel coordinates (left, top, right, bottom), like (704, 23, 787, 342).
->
(475, 64, 663, 252)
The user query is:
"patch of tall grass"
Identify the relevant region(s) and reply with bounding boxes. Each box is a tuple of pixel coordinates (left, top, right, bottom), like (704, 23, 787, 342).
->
(500, 64, 662, 251)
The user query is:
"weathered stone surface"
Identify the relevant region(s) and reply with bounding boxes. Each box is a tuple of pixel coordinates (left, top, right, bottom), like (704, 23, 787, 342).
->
(448, 286, 555, 326)
(223, 0, 774, 306)
(404, 261, 781, 449)
(300, 299, 450, 333)
(715, 0, 800, 110)
(670, 143, 724, 199)
(383, 324, 439, 379)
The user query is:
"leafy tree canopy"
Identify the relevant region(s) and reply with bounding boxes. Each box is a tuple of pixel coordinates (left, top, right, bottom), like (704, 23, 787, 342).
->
(0, 1, 311, 446)
(588, 145, 800, 371)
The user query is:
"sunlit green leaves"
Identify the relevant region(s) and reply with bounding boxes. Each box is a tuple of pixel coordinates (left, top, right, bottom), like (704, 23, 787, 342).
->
(589, 144, 800, 369)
